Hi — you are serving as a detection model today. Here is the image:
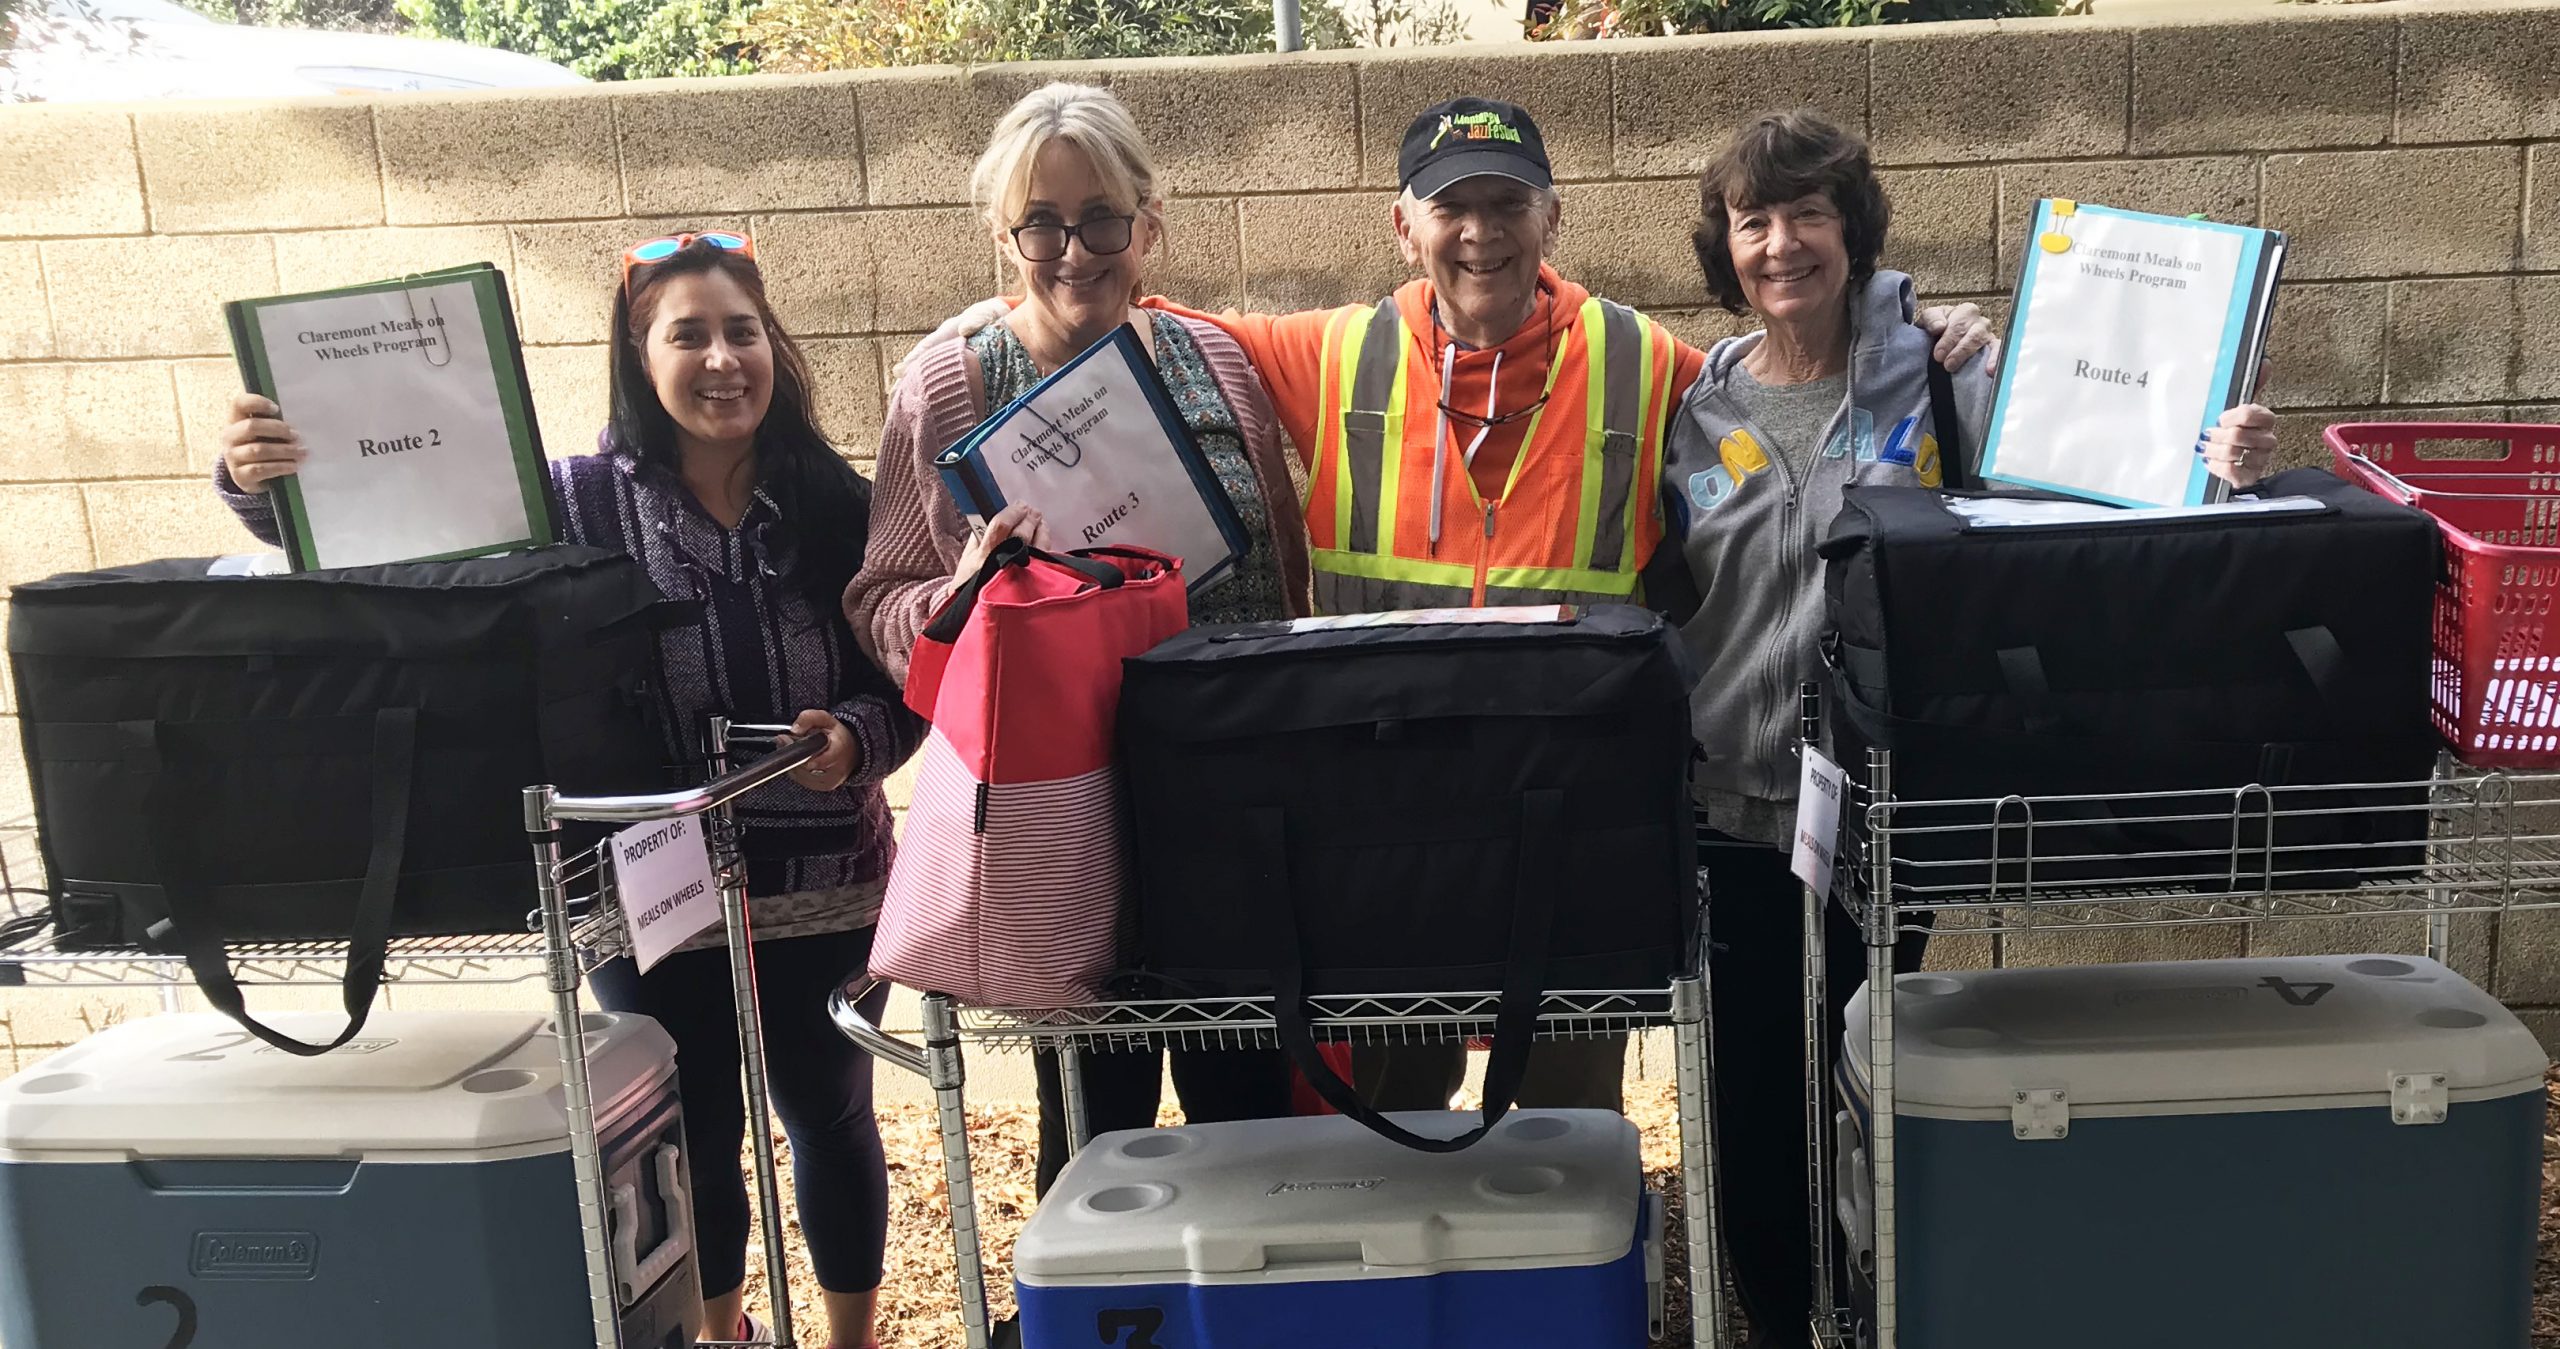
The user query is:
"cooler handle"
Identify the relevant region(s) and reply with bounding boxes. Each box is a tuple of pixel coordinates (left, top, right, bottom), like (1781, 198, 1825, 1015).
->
(610, 1142, 695, 1307)
(1834, 1109, 1875, 1277)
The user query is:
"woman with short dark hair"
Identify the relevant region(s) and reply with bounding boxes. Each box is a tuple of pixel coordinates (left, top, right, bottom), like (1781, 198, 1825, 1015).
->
(1662, 109, 2277, 1349)
(1689, 110, 1893, 319)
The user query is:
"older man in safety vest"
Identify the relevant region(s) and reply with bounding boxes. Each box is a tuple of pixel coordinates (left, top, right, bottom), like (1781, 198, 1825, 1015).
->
(1178, 98, 1698, 620)
(912, 96, 1989, 1114)
(1125, 98, 1700, 1112)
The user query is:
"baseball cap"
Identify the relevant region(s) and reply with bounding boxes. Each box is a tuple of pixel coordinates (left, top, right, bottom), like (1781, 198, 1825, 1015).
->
(1398, 97, 1553, 201)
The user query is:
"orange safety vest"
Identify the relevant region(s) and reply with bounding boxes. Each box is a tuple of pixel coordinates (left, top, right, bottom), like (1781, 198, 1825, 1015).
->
(1303, 294, 1675, 615)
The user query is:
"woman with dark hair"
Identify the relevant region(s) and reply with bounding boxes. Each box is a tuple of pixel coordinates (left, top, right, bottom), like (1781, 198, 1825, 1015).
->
(1662, 110, 2277, 1349)
(214, 231, 919, 1349)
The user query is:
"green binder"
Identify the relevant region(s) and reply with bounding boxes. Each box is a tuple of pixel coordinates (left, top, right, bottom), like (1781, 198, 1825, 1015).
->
(224, 262, 553, 571)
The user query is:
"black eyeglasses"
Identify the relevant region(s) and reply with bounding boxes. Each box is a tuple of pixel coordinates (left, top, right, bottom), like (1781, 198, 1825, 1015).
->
(1430, 299, 1565, 431)
(1439, 390, 1554, 430)
(1010, 214, 1137, 263)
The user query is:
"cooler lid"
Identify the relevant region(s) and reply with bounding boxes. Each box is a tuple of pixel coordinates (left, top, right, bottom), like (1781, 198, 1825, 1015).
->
(1844, 955, 2549, 1117)
(0, 1011, 675, 1158)
(1014, 1109, 1641, 1281)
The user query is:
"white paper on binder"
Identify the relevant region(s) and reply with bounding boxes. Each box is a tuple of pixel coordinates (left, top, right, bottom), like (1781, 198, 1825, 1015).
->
(1986, 208, 2253, 509)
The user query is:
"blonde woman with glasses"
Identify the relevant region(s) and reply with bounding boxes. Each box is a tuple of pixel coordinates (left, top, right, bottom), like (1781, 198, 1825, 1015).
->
(848, 83, 1309, 1194)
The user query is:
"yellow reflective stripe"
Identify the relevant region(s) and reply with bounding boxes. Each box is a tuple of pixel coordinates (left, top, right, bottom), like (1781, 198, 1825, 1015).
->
(1624, 315, 1660, 570)
(1488, 563, 1642, 595)
(1573, 296, 1609, 570)
(1330, 307, 1369, 551)
(1375, 331, 1411, 552)
(1311, 547, 1478, 588)
(1309, 548, 1641, 597)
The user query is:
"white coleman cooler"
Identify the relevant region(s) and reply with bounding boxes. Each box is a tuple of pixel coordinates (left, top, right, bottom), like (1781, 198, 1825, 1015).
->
(1837, 955, 2547, 1349)
(1013, 1109, 1663, 1349)
(0, 1011, 699, 1349)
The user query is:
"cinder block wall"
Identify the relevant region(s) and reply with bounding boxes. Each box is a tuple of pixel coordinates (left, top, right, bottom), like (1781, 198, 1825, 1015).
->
(4, 0, 2560, 1065)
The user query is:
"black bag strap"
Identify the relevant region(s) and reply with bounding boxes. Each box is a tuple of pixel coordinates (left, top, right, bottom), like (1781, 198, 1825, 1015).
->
(1248, 790, 1561, 1153)
(1924, 343, 1976, 492)
(1995, 645, 2066, 736)
(1072, 545, 1172, 574)
(1988, 630, 2344, 736)
(2285, 625, 2347, 708)
(144, 708, 417, 1057)
(1022, 544, 1127, 590)
(1826, 634, 1891, 707)
(919, 535, 1126, 645)
(643, 598, 706, 633)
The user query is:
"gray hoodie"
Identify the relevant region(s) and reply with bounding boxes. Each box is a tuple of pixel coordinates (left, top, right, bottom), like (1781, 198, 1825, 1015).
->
(1658, 269, 1997, 844)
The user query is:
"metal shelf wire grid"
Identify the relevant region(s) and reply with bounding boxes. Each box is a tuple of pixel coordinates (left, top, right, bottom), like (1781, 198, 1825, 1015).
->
(948, 986, 1681, 1054)
(1832, 763, 2560, 937)
(0, 811, 749, 988)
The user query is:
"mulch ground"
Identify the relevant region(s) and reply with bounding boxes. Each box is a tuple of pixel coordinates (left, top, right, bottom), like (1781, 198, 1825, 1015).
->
(2538, 1068, 2560, 1348)
(734, 1075, 2560, 1348)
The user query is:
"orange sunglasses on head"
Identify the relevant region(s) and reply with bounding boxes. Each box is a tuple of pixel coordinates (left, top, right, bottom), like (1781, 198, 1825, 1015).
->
(620, 230, 755, 287)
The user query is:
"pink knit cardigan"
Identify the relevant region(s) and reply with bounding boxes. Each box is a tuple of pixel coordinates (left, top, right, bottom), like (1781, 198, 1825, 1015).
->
(846, 315, 1313, 684)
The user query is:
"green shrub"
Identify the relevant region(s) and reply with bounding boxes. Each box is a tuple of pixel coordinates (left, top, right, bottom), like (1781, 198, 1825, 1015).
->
(1529, 0, 2053, 38)
(736, 0, 1299, 67)
(4, 0, 155, 100)
(389, 0, 1480, 79)
(1894, 0, 2059, 18)
(735, 0, 1476, 71)
(173, 0, 406, 32)
(395, 0, 755, 78)
(1303, 0, 1473, 48)
(998, 0, 1286, 59)
(0, 0, 26, 101)
(725, 0, 982, 68)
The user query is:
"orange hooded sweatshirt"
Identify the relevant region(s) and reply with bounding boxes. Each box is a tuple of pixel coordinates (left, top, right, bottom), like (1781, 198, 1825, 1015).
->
(1147, 267, 1706, 606)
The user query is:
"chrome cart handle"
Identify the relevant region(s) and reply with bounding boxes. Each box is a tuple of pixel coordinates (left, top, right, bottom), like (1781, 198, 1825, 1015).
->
(542, 733, 824, 826)
(831, 976, 928, 1078)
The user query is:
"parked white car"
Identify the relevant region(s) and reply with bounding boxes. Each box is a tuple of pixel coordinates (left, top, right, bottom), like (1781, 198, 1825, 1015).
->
(7, 0, 586, 101)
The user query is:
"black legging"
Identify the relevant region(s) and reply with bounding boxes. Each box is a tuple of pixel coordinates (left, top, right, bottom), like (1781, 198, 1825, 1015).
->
(1031, 1046, 1292, 1196)
(1703, 829, 1929, 1349)
(590, 924, 890, 1297)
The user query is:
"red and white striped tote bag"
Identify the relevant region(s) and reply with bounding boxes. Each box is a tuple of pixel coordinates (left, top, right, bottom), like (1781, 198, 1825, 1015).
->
(870, 540, 1187, 1007)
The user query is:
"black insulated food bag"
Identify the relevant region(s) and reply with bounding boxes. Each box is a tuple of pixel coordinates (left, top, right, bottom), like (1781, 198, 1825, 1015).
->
(1118, 604, 1697, 1151)
(8, 546, 672, 1053)
(1819, 468, 2440, 899)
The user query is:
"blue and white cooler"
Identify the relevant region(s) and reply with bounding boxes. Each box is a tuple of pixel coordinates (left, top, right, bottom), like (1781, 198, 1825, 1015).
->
(0, 1010, 699, 1349)
(1014, 1109, 1662, 1348)
(1837, 954, 2548, 1349)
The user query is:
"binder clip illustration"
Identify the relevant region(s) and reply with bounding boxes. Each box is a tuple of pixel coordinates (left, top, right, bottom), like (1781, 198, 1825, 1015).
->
(2038, 199, 2078, 255)
(399, 271, 455, 370)
(1014, 399, 1088, 471)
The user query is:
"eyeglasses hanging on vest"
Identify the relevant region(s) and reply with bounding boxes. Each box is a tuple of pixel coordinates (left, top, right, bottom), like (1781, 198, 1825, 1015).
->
(1425, 298, 1564, 550)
